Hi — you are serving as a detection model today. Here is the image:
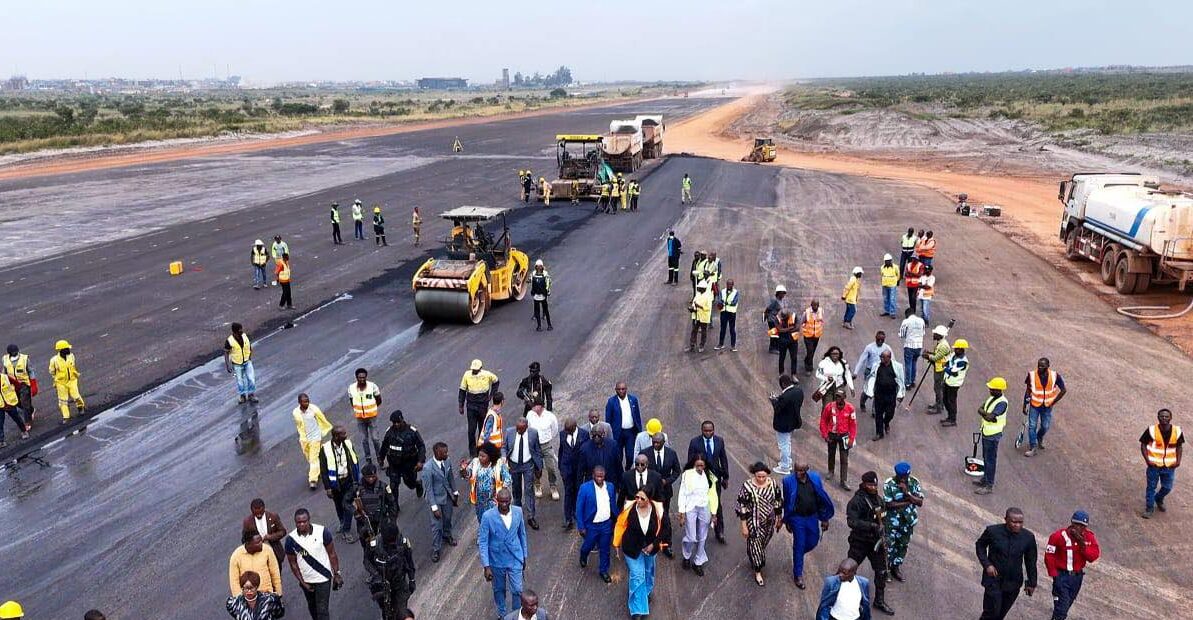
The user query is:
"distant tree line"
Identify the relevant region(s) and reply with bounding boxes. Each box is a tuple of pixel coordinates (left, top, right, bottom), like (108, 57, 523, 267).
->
(512, 66, 573, 88)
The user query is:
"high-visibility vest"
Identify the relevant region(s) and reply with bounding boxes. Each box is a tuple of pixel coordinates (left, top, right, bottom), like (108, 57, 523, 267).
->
(353, 205, 363, 221)
(251, 246, 268, 267)
(630, 182, 641, 197)
(682, 177, 692, 190)
(1028, 369, 1061, 407)
(919, 275, 935, 300)
(944, 355, 968, 387)
(1, 374, 18, 407)
(900, 234, 917, 251)
(3, 353, 30, 383)
(600, 183, 611, 197)
(691, 258, 708, 278)
(49, 353, 79, 384)
(880, 264, 899, 288)
(775, 313, 797, 340)
(322, 440, 359, 486)
(1145, 424, 1183, 468)
(412, 212, 421, 226)
(904, 262, 923, 288)
(330, 208, 340, 224)
(842, 276, 860, 304)
(979, 395, 1008, 436)
(929, 340, 951, 372)
(611, 182, 621, 197)
(801, 308, 824, 338)
(349, 381, 380, 419)
(692, 290, 714, 324)
(226, 334, 252, 365)
(460, 370, 499, 395)
(480, 410, 504, 447)
(277, 260, 291, 283)
(916, 238, 937, 258)
(720, 289, 739, 313)
(469, 459, 507, 505)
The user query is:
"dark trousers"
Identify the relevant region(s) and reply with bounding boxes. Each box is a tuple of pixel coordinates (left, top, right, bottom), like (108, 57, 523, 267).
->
(980, 583, 1021, 620)
(302, 580, 332, 620)
(803, 337, 819, 372)
(847, 535, 887, 602)
(580, 519, 613, 574)
(386, 462, 422, 501)
(667, 256, 680, 283)
(616, 427, 638, 469)
(510, 463, 536, 519)
(777, 338, 798, 375)
(717, 311, 737, 347)
(279, 282, 293, 308)
(354, 220, 364, 239)
(826, 434, 849, 484)
(374, 226, 387, 245)
(943, 385, 960, 422)
(899, 250, 913, 279)
(1, 405, 27, 442)
(332, 223, 342, 243)
(466, 404, 487, 457)
(689, 321, 708, 350)
(982, 434, 1002, 487)
(907, 287, 919, 310)
(533, 300, 552, 329)
(712, 481, 725, 537)
(630, 195, 639, 211)
(15, 383, 34, 417)
(331, 482, 356, 533)
(562, 471, 580, 525)
(1051, 572, 1083, 620)
(873, 396, 896, 437)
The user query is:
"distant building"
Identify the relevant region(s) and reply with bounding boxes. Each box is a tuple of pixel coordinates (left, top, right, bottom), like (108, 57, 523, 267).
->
(499, 68, 510, 90)
(3, 75, 29, 91)
(417, 77, 468, 90)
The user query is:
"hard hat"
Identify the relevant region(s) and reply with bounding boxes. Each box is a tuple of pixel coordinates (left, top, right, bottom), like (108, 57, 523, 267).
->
(470, 359, 483, 371)
(883, 253, 893, 261)
(254, 239, 264, 246)
(852, 266, 864, 275)
(354, 199, 362, 205)
(617, 172, 623, 177)
(534, 259, 544, 267)
(932, 325, 949, 337)
(775, 285, 787, 293)
(953, 339, 969, 349)
(646, 418, 663, 435)
(986, 377, 1007, 390)
(539, 177, 545, 182)
(55, 339, 71, 351)
(0, 601, 23, 619)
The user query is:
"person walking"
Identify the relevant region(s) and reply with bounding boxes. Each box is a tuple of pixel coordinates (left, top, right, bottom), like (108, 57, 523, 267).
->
(352, 199, 365, 240)
(975, 507, 1037, 620)
(897, 308, 924, 389)
(378, 410, 426, 504)
(578, 426, 624, 488)
(283, 508, 343, 620)
(841, 267, 862, 330)
(735, 462, 783, 587)
(4, 344, 36, 426)
(613, 487, 667, 619)
(621, 453, 663, 507)
(898, 227, 917, 277)
(770, 374, 803, 474)
(329, 202, 343, 245)
(765, 285, 789, 355)
(479, 488, 529, 619)
(879, 254, 900, 317)
(526, 402, 560, 501)
(462, 442, 512, 523)
(48, 340, 84, 424)
(242, 498, 287, 564)
(820, 390, 857, 490)
(846, 471, 895, 615)
(903, 255, 923, 312)
(865, 351, 905, 441)
(460, 359, 500, 458)
(250, 239, 269, 290)
(714, 279, 740, 351)
(223, 323, 258, 405)
(576, 465, 618, 583)
(226, 570, 284, 620)
(800, 299, 824, 375)
(853, 331, 893, 413)
(974, 378, 1009, 495)
(1141, 408, 1182, 518)
(677, 452, 719, 576)
(372, 205, 387, 246)
(882, 462, 923, 582)
(503, 590, 549, 620)
(504, 417, 544, 530)
(516, 362, 553, 415)
(275, 253, 293, 309)
(348, 368, 383, 462)
(363, 522, 416, 617)
(774, 311, 799, 375)
(629, 179, 641, 211)
(689, 281, 714, 353)
(781, 462, 834, 589)
(687, 420, 730, 543)
(411, 207, 422, 247)
(640, 432, 681, 557)
(530, 259, 552, 331)
(228, 533, 283, 596)
(480, 392, 506, 452)
(0, 373, 29, 447)
(605, 381, 643, 470)
(420, 441, 459, 562)
(922, 325, 951, 414)
(1045, 510, 1100, 620)
(681, 173, 693, 204)
(918, 265, 936, 324)
(665, 230, 683, 285)
(815, 346, 854, 403)
(292, 394, 332, 489)
(558, 417, 590, 531)
(540, 177, 552, 207)
(319, 425, 362, 542)
(350, 463, 398, 543)
(815, 559, 872, 620)
(940, 339, 970, 427)
(1022, 358, 1067, 457)
(915, 230, 936, 268)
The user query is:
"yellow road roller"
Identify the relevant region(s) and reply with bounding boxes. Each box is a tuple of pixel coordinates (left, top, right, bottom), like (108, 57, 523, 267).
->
(411, 206, 529, 324)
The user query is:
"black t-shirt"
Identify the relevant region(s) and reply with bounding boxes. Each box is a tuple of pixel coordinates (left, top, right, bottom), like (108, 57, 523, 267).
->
(875, 363, 898, 396)
(794, 477, 818, 516)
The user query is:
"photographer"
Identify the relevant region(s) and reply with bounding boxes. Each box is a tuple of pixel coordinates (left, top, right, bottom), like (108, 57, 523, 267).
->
(364, 522, 416, 619)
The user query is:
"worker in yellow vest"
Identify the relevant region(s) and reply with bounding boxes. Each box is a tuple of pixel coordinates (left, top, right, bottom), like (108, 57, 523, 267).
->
(250, 239, 269, 290)
(940, 339, 969, 426)
(275, 253, 293, 309)
(1022, 358, 1067, 457)
(879, 254, 900, 317)
(690, 250, 708, 297)
(4, 344, 36, 424)
(617, 174, 628, 211)
(540, 177, 552, 207)
(459, 359, 500, 458)
(597, 180, 612, 214)
(921, 325, 951, 414)
(681, 173, 693, 204)
(412, 206, 422, 247)
(352, 199, 365, 240)
(1140, 408, 1182, 518)
(610, 175, 622, 213)
(714, 279, 740, 351)
(841, 267, 862, 330)
(629, 179, 641, 211)
(349, 367, 383, 462)
(293, 393, 332, 489)
(898, 227, 917, 278)
(223, 322, 258, 404)
(1, 373, 30, 446)
(688, 281, 715, 353)
(974, 377, 1008, 495)
(799, 300, 824, 375)
(48, 340, 84, 424)
(330, 202, 343, 245)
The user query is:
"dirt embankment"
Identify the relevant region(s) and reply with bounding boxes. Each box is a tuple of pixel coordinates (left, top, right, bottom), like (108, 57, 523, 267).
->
(667, 95, 1193, 355)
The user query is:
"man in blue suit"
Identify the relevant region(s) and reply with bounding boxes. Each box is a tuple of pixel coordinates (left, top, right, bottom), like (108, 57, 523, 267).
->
(503, 418, 543, 530)
(687, 420, 730, 542)
(578, 426, 623, 492)
(479, 488, 529, 618)
(604, 382, 643, 469)
(782, 461, 836, 590)
(558, 417, 590, 531)
(817, 558, 872, 620)
(575, 465, 618, 583)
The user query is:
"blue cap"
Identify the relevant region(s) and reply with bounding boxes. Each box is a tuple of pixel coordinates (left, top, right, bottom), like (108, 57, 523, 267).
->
(894, 461, 912, 476)
(1071, 510, 1090, 525)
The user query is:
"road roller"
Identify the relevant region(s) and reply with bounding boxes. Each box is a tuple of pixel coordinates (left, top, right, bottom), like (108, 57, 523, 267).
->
(411, 206, 529, 324)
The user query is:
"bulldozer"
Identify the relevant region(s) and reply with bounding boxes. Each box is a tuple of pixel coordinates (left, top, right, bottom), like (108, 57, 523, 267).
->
(411, 206, 529, 324)
(742, 137, 777, 163)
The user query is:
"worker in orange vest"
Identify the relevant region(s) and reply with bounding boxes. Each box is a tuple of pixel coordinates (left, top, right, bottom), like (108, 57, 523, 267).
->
(275, 252, 293, 309)
(903, 256, 924, 313)
(1021, 358, 1066, 457)
(480, 392, 506, 451)
(800, 300, 824, 375)
(1140, 408, 1182, 518)
(349, 367, 383, 462)
(914, 231, 936, 268)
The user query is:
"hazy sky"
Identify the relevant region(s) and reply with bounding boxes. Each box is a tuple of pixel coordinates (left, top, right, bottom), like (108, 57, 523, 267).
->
(3, 0, 1188, 83)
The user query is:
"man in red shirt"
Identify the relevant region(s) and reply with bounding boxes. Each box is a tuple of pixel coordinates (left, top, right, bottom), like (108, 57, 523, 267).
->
(819, 389, 857, 491)
(1044, 510, 1100, 620)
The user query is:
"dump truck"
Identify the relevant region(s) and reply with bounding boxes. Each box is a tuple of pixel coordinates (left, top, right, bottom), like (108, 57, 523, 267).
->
(742, 137, 777, 163)
(1059, 172, 1193, 294)
(638, 115, 664, 159)
(411, 206, 529, 324)
(537, 134, 616, 201)
(602, 119, 644, 173)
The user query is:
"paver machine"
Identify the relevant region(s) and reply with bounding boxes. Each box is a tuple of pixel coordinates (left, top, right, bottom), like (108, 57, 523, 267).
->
(742, 137, 777, 163)
(411, 206, 529, 324)
(537, 134, 616, 201)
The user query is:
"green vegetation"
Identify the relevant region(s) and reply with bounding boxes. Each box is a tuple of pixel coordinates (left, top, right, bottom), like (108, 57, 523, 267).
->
(784, 72, 1193, 134)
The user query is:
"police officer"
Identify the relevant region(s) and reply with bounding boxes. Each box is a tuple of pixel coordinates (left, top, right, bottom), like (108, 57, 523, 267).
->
(364, 522, 416, 617)
(516, 362, 554, 414)
(379, 410, 426, 505)
(352, 463, 398, 544)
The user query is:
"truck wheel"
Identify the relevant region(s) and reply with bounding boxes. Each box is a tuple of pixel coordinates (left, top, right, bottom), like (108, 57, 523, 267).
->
(1100, 247, 1120, 285)
(1133, 272, 1152, 294)
(1113, 257, 1139, 295)
(1064, 229, 1082, 261)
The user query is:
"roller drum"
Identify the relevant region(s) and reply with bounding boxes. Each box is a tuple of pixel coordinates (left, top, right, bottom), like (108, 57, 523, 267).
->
(414, 288, 486, 324)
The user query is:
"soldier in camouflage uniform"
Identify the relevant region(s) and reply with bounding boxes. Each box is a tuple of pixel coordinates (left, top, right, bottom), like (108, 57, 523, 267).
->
(882, 461, 925, 582)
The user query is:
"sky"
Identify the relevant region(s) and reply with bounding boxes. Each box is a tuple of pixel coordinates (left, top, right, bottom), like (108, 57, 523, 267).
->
(3, 0, 1189, 84)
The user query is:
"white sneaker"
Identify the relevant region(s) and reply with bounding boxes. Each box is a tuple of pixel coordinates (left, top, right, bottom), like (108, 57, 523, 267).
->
(534, 485, 543, 498)
(714, 345, 724, 350)
(731, 347, 738, 352)
(551, 489, 560, 501)
(774, 465, 791, 475)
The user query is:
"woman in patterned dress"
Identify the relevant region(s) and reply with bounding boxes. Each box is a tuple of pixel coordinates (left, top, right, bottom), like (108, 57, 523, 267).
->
(735, 461, 784, 586)
(460, 441, 512, 522)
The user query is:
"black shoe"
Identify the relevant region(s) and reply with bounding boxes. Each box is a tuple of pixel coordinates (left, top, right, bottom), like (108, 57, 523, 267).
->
(940, 420, 957, 427)
(839, 482, 851, 491)
(693, 564, 705, 577)
(1157, 499, 1167, 512)
(600, 573, 612, 584)
(238, 395, 247, 404)
(547, 325, 553, 331)
(580, 555, 588, 568)
(416, 482, 425, 498)
(528, 518, 539, 530)
(536, 326, 542, 332)
(874, 601, 895, 615)
(563, 521, 574, 531)
(715, 533, 726, 544)
(431, 551, 440, 563)
(682, 558, 691, 570)
(247, 394, 259, 404)
(662, 548, 674, 558)
(890, 565, 905, 582)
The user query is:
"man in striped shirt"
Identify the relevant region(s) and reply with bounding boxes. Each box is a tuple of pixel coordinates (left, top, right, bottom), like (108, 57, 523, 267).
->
(1043, 511, 1100, 620)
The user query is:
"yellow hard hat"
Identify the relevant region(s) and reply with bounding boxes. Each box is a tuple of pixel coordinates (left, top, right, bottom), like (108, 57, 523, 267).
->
(373, 206, 381, 213)
(986, 377, 1007, 391)
(0, 600, 24, 619)
(953, 339, 969, 350)
(55, 339, 71, 351)
(645, 418, 663, 435)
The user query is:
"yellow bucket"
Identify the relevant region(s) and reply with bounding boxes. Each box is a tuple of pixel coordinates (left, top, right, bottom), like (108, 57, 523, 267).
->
(168, 261, 184, 276)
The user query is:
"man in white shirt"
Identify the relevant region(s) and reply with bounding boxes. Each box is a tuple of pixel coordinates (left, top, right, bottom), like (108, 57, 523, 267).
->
(283, 508, 343, 619)
(897, 308, 926, 389)
(577, 466, 616, 583)
(817, 558, 872, 620)
(526, 402, 561, 501)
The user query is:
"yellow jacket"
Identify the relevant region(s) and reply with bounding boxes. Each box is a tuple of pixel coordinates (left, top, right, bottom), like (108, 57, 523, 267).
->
(691, 290, 715, 324)
(1, 374, 18, 407)
(292, 404, 332, 441)
(842, 276, 861, 304)
(228, 545, 282, 595)
(49, 353, 79, 384)
(880, 264, 900, 287)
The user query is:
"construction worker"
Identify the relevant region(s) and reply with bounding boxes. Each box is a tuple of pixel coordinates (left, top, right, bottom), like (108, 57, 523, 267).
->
(48, 339, 84, 424)
(690, 250, 708, 297)
(459, 359, 500, 458)
(1141, 408, 1182, 518)
(597, 179, 611, 213)
(904, 255, 924, 312)
(610, 175, 622, 213)
(775, 310, 799, 374)
(275, 252, 293, 309)
(0, 601, 22, 619)
(898, 227, 917, 278)
(570, 179, 580, 205)
(919, 264, 936, 324)
(270, 234, 288, 263)
(974, 377, 1008, 495)
(799, 299, 824, 374)
(373, 205, 387, 246)
(1022, 358, 1067, 457)
(915, 230, 937, 268)
(1, 372, 30, 447)
(293, 393, 332, 490)
(4, 344, 36, 425)
(617, 174, 628, 211)
(540, 177, 552, 207)
(330, 202, 343, 244)
(479, 392, 506, 451)
(665, 230, 683, 285)
(223, 322, 258, 404)
(411, 207, 422, 247)
(518, 170, 529, 201)
(704, 250, 722, 295)
(714, 278, 740, 351)
(349, 367, 383, 462)
(940, 339, 969, 427)
(765, 285, 788, 354)
(681, 173, 693, 204)
(921, 325, 950, 414)
(250, 239, 269, 289)
(378, 409, 426, 504)
(879, 254, 900, 317)
(841, 267, 862, 330)
(629, 179, 641, 211)
(525, 170, 536, 203)
(1044, 510, 1101, 620)
(353, 199, 365, 240)
(530, 259, 552, 331)
(689, 281, 714, 353)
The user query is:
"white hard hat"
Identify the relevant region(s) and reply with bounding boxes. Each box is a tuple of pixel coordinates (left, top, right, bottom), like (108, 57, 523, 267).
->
(254, 239, 264, 245)
(775, 285, 787, 293)
(853, 266, 864, 275)
(534, 259, 544, 267)
(932, 325, 949, 337)
(883, 253, 893, 261)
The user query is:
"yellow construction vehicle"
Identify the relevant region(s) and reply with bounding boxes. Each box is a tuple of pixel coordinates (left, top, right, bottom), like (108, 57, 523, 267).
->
(742, 137, 777, 163)
(411, 206, 529, 324)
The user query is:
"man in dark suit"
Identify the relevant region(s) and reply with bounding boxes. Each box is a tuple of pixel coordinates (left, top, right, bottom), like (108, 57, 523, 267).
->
(419, 441, 459, 563)
(687, 420, 730, 543)
(604, 381, 643, 470)
(640, 432, 681, 557)
(242, 498, 288, 563)
(503, 417, 543, 530)
(578, 425, 624, 492)
(770, 374, 804, 475)
(558, 417, 590, 531)
(620, 453, 663, 507)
